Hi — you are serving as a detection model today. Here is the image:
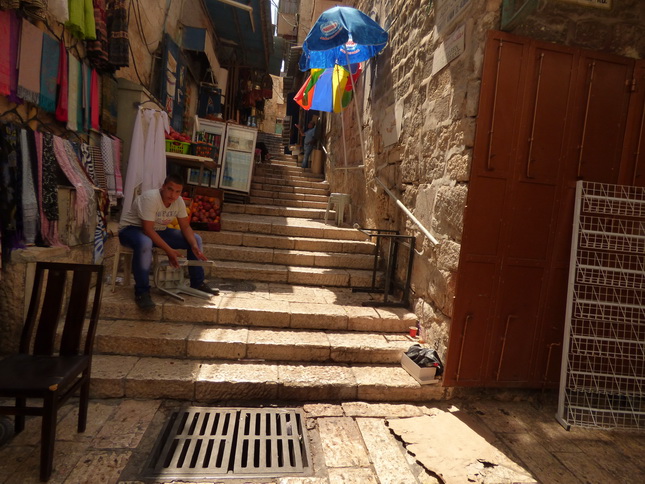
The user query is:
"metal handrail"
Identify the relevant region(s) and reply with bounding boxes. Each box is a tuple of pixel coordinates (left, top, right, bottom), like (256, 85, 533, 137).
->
(374, 177, 439, 245)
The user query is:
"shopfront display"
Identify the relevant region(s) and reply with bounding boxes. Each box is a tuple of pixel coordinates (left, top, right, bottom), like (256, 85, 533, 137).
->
(219, 124, 257, 193)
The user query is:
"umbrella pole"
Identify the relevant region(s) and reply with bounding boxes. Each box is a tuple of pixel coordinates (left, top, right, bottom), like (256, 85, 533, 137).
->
(346, 52, 366, 166)
(341, 112, 348, 168)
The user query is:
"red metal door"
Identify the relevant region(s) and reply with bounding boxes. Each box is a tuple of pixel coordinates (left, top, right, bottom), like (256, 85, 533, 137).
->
(446, 32, 641, 388)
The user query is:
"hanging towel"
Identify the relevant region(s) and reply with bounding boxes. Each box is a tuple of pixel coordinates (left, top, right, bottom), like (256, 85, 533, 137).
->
(90, 69, 100, 130)
(39, 32, 60, 113)
(111, 135, 123, 198)
(47, 0, 69, 23)
(7, 11, 21, 103)
(86, 0, 110, 71)
(55, 39, 68, 122)
(20, 129, 38, 245)
(0, 10, 11, 96)
(67, 54, 80, 132)
(100, 73, 118, 133)
(17, 18, 43, 104)
(67, 0, 96, 40)
(106, 0, 129, 68)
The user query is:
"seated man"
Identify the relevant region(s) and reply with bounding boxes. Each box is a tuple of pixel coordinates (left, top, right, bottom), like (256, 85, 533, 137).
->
(119, 174, 217, 310)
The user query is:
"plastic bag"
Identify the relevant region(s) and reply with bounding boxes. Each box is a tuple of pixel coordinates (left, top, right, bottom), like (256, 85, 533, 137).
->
(405, 344, 444, 376)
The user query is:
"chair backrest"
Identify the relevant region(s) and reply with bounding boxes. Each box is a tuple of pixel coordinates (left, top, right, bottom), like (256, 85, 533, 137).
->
(19, 262, 104, 357)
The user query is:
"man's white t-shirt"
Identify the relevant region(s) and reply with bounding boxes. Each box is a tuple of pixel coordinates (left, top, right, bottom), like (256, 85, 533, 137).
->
(119, 189, 188, 230)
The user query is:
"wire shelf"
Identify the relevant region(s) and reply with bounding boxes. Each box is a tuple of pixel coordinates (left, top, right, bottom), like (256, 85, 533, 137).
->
(558, 181, 645, 431)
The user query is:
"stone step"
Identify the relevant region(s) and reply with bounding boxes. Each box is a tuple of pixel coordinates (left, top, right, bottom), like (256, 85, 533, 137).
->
(102, 284, 414, 333)
(250, 182, 329, 197)
(210, 213, 368, 241)
(95, 320, 414, 364)
(247, 196, 328, 210)
(252, 174, 327, 187)
(248, 189, 328, 204)
(225, 202, 331, 220)
(203, 244, 375, 269)
(206, 259, 379, 287)
(90, 355, 442, 402)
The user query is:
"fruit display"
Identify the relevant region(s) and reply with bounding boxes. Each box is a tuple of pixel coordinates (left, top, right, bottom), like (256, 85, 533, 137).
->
(165, 126, 191, 143)
(190, 195, 221, 225)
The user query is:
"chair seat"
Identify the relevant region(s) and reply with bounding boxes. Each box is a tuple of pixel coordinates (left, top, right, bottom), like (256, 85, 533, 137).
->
(0, 354, 89, 395)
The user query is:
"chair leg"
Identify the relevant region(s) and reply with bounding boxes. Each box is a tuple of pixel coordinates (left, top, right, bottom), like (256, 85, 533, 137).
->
(77, 375, 90, 433)
(324, 200, 332, 225)
(40, 394, 58, 482)
(15, 397, 25, 434)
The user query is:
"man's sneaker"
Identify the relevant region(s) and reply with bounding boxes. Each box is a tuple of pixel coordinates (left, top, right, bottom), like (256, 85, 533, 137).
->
(192, 282, 219, 296)
(135, 292, 156, 310)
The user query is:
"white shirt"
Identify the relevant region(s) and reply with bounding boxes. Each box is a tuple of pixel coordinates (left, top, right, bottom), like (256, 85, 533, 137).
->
(119, 189, 187, 230)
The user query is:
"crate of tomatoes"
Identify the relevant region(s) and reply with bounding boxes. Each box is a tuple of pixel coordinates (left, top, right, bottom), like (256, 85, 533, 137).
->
(188, 187, 223, 231)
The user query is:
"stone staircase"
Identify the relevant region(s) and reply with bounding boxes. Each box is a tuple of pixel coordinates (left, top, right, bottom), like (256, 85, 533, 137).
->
(92, 155, 444, 403)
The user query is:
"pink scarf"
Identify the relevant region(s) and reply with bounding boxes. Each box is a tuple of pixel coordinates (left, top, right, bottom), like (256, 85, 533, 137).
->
(0, 10, 10, 96)
(52, 136, 95, 224)
(90, 69, 100, 130)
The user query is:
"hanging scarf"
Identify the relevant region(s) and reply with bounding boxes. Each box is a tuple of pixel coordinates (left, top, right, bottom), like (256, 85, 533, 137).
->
(17, 18, 43, 104)
(55, 39, 68, 122)
(20, 129, 38, 245)
(82, 62, 91, 132)
(67, 54, 80, 132)
(106, 0, 129, 68)
(7, 11, 21, 104)
(90, 69, 100, 130)
(66, 0, 97, 40)
(100, 73, 118, 133)
(111, 135, 123, 198)
(0, 122, 25, 260)
(93, 190, 109, 263)
(0, 0, 46, 23)
(35, 132, 63, 247)
(89, 145, 107, 190)
(80, 142, 96, 183)
(52, 136, 95, 225)
(0, 10, 10, 96)
(100, 133, 116, 203)
(47, 0, 69, 23)
(39, 32, 60, 113)
(86, 0, 110, 71)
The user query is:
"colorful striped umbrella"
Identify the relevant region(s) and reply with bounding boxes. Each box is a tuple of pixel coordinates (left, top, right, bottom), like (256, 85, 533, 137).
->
(294, 64, 362, 113)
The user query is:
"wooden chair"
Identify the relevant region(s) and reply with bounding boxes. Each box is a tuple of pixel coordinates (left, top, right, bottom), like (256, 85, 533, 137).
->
(0, 262, 104, 481)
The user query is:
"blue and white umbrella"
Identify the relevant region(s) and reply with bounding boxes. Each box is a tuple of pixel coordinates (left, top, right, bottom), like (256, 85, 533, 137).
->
(299, 6, 388, 71)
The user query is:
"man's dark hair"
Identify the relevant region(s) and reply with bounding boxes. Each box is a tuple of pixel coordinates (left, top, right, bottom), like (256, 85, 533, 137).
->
(163, 174, 185, 186)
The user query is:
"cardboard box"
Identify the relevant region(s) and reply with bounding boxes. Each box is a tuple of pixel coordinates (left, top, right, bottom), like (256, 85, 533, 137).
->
(401, 353, 439, 385)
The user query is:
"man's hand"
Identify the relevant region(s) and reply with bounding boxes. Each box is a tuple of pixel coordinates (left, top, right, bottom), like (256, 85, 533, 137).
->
(166, 249, 183, 268)
(192, 244, 208, 261)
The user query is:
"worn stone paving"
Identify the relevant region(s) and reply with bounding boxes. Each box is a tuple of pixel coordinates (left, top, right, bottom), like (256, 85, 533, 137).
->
(1, 394, 644, 483)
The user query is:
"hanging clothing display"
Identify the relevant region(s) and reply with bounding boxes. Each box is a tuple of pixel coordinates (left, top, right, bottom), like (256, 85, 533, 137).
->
(7, 10, 21, 104)
(55, 39, 68, 122)
(0, 123, 24, 261)
(52, 136, 95, 225)
(0, 0, 46, 23)
(89, 145, 107, 190)
(100, 133, 116, 203)
(19, 129, 38, 245)
(86, 0, 110, 72)
(0, 10, 10, 97)
(106, 0, 129, 68)
(111, 135, 123, 198)
(67, 54, 80, 132)
(39, 32, 60, 113)
(66, 0, 97, 40)
(82, 62, 91, 131)
(90, 70, 100, 130)
(121, 108, 169, 217)
(93, 190, 109, 263)
(37, 132, 63, 247)
(17, 18, 43, 104)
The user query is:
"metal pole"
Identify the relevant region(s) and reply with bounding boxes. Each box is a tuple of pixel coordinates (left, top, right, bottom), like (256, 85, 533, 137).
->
(345, 52, 366, 165)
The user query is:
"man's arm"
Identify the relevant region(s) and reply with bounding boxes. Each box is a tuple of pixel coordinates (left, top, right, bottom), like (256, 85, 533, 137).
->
(294, 123, 304, 136)
(141, 220, 184, 268)
(178, 216, 208, 261)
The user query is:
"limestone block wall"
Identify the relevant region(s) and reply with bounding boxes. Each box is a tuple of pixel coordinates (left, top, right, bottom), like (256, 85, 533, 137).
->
(322, 0, 644, 358)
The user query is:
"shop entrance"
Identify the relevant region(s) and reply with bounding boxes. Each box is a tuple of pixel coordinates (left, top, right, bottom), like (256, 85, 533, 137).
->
(446, 31, 645, 388)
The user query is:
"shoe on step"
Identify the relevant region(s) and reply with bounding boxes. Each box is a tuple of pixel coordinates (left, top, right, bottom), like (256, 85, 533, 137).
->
(135, 292, 156, 310)
(192, 282, 219, 295)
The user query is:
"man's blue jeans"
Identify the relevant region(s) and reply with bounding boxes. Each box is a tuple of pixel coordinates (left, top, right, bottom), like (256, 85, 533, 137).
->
(118, 226, 205, 296)
(303, 143, 313, 169)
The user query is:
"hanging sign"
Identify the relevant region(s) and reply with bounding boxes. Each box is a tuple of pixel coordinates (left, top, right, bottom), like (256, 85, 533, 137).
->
(560, 0, 612, 8)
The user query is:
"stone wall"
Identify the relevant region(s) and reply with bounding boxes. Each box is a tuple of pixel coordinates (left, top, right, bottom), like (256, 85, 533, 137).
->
(322, 0, 644, 358)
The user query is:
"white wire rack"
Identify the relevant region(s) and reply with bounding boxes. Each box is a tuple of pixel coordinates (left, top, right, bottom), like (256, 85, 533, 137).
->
(557, 181, 645, 431)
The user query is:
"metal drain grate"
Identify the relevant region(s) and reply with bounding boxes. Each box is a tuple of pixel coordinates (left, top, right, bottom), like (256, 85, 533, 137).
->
(147, 407, 311, 479)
